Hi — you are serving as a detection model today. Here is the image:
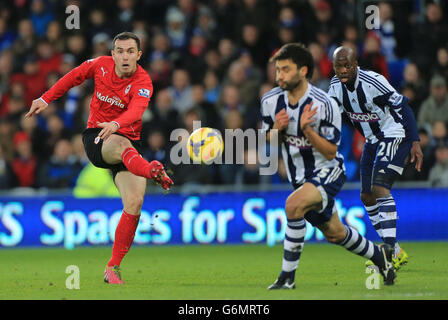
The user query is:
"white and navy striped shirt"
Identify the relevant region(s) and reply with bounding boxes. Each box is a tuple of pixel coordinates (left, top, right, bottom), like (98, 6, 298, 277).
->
(328, 67, 405, 144)
(261, 83, 345, 186)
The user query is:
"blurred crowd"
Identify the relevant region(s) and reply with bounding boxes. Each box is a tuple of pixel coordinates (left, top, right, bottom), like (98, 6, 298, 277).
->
(0, 0, 448, 193)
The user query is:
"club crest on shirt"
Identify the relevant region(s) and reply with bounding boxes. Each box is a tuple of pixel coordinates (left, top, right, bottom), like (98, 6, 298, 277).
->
(125, 84, 131, 95)
(365, 102, 374, 111)
(138, 88, 150, 98)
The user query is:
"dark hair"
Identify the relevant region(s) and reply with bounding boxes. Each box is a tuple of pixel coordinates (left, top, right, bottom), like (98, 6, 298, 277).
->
(269, 43, 314, 79)
(112, 31, 141, 51)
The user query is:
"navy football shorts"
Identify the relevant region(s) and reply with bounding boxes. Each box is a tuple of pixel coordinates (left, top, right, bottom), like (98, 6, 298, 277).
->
(360, 137, 412, 193)
(293, 165, 346, 227)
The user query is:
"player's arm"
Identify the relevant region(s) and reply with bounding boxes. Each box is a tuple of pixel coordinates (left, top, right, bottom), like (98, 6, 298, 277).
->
(97, 86, 152, 140)
(25, 58, 99, 118)
(370, 76, 423, 171)
(266, 109, 289, 142)
(260, 97, 288, 142)
(300, 101, 338, 161)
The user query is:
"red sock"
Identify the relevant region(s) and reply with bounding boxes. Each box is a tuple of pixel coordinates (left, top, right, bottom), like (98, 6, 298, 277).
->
(107, 210, 140, 267)
(121, 147, 152, 178)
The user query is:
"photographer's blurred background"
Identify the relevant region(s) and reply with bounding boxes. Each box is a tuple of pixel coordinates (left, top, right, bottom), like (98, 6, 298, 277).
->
(0, 0, 447, 195)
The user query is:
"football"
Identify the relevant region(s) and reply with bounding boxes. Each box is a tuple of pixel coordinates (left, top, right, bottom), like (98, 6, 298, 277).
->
(187, 127, 223, 164)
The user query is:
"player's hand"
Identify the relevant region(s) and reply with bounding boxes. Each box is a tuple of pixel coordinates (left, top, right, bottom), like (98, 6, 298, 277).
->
(300, 101, 317, 131)
(96, 121, 119, 141)
(410, 141, 423, 172)
(274, 108, 289, 131)
(25, 98, 48, 118)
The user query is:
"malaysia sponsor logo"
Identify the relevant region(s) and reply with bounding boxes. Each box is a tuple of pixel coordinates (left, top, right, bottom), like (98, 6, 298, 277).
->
(346, 112, 380, 122)
(96, 91, 125, 109)
(284, 134, 312, 149)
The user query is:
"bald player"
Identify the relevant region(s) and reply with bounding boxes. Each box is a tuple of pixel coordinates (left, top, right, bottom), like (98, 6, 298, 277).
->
(328, 46, 423, 270)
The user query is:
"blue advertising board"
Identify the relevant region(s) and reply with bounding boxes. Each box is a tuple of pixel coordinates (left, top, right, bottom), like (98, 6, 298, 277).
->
(0, 188, 447, 248)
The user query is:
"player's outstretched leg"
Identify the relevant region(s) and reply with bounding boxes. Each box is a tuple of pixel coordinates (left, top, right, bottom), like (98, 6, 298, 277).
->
(101, 134, 173, 190)
(320, 213, 396, 285)
(267, 218, 306, 290)
(104, 171, 146, 285)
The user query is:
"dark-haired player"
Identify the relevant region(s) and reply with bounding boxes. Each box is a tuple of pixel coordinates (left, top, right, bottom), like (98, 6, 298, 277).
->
(328, 46, 423, 270)
(261, 43, 396, 289)
(26, 32, 173, 284)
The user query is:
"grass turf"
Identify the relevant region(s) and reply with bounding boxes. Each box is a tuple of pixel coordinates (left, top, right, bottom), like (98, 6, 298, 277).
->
(0, 241, 447, 300)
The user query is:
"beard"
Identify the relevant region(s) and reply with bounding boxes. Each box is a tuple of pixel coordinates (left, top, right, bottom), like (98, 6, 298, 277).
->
(278, 75, 302, 91)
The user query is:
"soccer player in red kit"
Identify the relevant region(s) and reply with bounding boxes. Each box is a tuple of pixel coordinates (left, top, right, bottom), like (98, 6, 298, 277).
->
(25, 32, 173, 284)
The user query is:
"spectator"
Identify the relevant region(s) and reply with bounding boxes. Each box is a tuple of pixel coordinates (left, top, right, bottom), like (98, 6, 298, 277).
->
(203, 69, 221, 105)
(19, 114, 47, 161)
(411, 2, 448, 71)
(184, 30, 208, 83)
(195, 5, 217, 44)
(428, 144, 448, 187)
(144, 89, 180, 140)
(308, 42, 332, 79)
(30, 0, 54, 37)
(0, 17, 16, 52)
(218, 60, 259, 110)
(343, 23, 362, 56)
(359, 31, 389, 80)
(417, 75, 448, 129)
(10, 55, 46, 107)
(10, 131, 38, 188)
(38, 139, 83, 188)
(430, 121, 448, 148)
(12, 19, 37, 67)
(147, 51, 172, 90)
(433, 47, 448, 83)
(142, 129, 170, 167)
(45, 21, 64, 53)
(0, 119, 14, 161)
(36, 39, 62, 80)
(191, 84, 221, 130)
(0, 144, 12, 189)
(166, 68, 194, 114)
(91, 33, 111, 58)
(239, 24, 269, 70)
(400, 62, 427, 109)
(377, 2, 397, 62)
(165, 7, 189, 52)
(212, 0, 238, 39)
(71, 134, 89, 168)
(43, 113, 72, 157)
(66, 33, 88, 65)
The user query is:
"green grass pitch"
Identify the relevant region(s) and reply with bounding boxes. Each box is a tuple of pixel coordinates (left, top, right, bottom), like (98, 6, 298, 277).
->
(0, 242, 447, 300)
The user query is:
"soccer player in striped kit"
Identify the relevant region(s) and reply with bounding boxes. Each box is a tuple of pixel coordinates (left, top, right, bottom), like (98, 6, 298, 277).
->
(25, 32, 173, 284)
(328, 46, 423, 270)
(262, 43, 396, 289)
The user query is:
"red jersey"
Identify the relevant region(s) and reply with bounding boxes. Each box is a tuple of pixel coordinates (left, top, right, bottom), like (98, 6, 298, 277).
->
(41, 56, 153, 140)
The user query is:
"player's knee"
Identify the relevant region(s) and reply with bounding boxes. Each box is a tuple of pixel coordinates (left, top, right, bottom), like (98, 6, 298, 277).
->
(360, 192, 376, 206)
(284, 197, 306, 219)
(324, 229, 346, 244)
(124, 194, 144, 213)
(371, 185, 390, 199)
